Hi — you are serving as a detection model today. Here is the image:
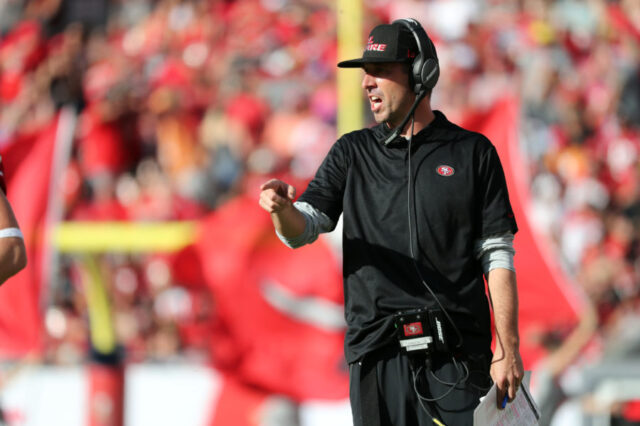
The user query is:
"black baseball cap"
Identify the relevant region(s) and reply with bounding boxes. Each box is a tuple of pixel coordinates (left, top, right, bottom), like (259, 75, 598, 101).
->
(337, 23, 419, 68)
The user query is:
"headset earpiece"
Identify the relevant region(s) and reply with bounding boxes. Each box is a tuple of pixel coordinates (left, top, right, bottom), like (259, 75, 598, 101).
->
(421, 58, 439, 90)
(393, 18, 439, 94)
(412, 53, 425, 93)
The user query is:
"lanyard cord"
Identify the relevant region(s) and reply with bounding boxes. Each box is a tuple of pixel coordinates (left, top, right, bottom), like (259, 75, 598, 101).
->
(405, 117, 464, 349)
(405, 117, 468, 426)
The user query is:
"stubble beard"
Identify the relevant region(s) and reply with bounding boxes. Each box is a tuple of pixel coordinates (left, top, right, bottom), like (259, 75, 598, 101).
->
(378, 95, 415, 129)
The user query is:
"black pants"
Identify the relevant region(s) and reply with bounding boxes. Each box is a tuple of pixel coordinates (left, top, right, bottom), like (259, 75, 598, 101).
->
(349, 345, 491, 426)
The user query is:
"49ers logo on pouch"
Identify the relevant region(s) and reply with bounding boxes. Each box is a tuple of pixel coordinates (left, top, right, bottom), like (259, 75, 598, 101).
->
(436, 165, 455, 176)
(403, 322, 423, 337)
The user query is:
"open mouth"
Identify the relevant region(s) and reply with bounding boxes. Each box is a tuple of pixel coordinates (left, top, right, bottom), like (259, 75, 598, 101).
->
(369, 95, 382, 112)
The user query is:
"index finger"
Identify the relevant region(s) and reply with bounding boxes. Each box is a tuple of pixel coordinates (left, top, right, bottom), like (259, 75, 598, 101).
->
(260, 179, 281, 191)
(508, 379, 519, 401)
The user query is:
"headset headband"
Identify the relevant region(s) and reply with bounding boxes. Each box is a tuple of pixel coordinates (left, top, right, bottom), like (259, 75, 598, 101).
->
(392, 18, 439, 94)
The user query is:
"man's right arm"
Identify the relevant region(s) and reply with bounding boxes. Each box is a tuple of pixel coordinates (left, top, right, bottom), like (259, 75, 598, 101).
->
(259, 179, 307, 239)
(259, 179, 337, 248)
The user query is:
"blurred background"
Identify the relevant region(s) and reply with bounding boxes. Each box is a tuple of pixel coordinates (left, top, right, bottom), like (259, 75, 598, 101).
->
(0, 0, 639, 425)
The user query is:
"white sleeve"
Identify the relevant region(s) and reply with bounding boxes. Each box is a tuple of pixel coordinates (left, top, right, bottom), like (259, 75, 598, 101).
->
(276, 201, 337, 249)
(474, 232, 515, 275)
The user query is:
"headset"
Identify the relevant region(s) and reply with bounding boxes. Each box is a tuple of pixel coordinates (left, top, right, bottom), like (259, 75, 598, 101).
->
(381, 19, 440, 145)
(393, 18, 440, 95)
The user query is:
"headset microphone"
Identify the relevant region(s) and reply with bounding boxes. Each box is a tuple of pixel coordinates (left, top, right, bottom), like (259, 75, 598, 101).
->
(381, 89, 428, 146)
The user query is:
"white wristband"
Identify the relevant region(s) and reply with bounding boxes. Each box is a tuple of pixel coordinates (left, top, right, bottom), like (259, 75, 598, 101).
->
(0, 228, 23, 239)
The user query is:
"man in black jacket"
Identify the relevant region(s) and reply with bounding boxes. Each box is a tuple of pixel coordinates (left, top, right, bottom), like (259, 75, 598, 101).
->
(259, 19, 523, 426)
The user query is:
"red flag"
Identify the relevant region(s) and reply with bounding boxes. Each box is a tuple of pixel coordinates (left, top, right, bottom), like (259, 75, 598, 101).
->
(196, 195, 348, 401)
(462, 98, 582, 367)
(0, 116, 59, 357)
(607, 4, 640, 43)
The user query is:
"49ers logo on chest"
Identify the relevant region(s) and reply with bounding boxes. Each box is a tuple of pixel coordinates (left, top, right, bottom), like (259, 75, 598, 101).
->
(436, 165, 455, 177)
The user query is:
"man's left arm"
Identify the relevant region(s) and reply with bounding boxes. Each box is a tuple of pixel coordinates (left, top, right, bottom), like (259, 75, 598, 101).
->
(0, 190, 26, 285)
(487, 267, 524, 409)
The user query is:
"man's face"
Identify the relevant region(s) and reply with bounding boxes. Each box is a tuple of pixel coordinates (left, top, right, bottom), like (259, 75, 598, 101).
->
(362, 62, 415, 128)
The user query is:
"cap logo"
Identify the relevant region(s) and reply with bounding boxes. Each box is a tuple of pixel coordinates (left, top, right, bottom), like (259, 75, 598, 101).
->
(436, 165, 455, 176)
(366, 36, 387, 52)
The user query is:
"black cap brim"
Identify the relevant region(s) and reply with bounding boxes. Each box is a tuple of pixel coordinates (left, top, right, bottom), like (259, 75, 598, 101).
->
(337, 57, 408, 68)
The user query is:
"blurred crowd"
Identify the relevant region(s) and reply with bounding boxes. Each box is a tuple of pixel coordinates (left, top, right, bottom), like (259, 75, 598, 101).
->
(1, 0, 640, 423)
(2, 0, 342, 366)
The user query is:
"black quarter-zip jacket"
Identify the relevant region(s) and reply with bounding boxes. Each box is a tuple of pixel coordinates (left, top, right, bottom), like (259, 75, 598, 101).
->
(298, 111, 518, 363)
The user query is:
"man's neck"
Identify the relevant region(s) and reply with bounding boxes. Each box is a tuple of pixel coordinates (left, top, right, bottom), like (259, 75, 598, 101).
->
(398, 108, 436, 138)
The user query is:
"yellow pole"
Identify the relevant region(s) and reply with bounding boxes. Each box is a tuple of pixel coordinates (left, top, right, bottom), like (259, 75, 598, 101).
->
(336, 0, 364, 135)
(81, 254, 117, 355)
